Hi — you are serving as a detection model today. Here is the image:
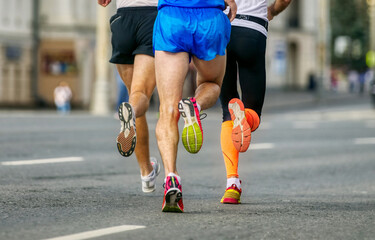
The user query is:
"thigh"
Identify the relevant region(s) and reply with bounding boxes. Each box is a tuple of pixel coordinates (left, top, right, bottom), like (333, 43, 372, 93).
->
(193, 54, 226, 87)
(116, 64, 134, 91)
(131, 54, 156, 99)
(155, 51, 189, 106)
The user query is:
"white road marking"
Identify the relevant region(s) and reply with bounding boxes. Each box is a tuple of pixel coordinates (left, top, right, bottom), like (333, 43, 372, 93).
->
(250, 143, 275, 150)
(43, 225, 146, 240)
(354, 138, 375, 145)
(1, 157, 84, 166)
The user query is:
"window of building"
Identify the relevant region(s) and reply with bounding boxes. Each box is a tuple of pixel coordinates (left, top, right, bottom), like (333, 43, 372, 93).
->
(288, 0, 300, 28)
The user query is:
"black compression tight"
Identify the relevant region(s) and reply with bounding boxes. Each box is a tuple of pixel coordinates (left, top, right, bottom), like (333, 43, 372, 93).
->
(220, 26, 267, 122)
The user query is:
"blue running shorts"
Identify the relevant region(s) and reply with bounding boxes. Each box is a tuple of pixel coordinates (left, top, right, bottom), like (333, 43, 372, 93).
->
(153, 6, 231, 61)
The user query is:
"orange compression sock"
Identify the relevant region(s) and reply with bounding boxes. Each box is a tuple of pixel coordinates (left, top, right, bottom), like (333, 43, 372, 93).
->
(221, 121, 239, 178)
(245, 109, 260, 132)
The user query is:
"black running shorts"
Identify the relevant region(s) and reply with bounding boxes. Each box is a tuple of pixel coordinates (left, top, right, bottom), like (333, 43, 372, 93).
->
(109, 7, 157, 64)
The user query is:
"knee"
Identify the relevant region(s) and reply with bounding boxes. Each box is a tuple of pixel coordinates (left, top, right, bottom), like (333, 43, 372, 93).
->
(199, 79, 222, 88)
(130, 90, 148, 99)
(158, 103, 180, 122)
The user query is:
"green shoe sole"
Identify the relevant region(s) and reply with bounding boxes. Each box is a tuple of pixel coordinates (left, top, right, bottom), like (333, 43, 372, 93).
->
(182, 122, 203, 154)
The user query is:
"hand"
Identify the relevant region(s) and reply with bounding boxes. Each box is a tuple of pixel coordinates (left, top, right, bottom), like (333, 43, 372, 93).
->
(98, 0, 111, 7)
(267, 0, 292, 21)
(224, 0, 237, 22)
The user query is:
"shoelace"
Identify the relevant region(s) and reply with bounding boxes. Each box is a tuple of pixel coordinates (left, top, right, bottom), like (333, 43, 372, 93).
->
(199, 112, 207, 120)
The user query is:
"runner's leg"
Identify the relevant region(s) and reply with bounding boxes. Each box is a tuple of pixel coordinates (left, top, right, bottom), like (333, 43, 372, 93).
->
(193, 54, 227, 110)
(219, 50, 239, 122)
(155, 51, 189, 177)
(236, 28, 266, 118)
(116, 55, 155, 176)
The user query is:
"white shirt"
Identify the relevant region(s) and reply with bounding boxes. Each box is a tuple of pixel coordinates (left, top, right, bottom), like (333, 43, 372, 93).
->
(116, 0, 157, 8)
(226, 0, 268, 37)
(54, 86, 72, 106)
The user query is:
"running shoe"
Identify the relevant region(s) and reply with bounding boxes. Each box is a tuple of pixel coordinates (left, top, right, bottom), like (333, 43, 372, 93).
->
(178, 97, 204, 154)
(220, 184, 242, 204)
(116, 102, 136, 157)
(141, 157, 161, 193)
(228, 98, 251, 152)
(162, 175, 184, 213)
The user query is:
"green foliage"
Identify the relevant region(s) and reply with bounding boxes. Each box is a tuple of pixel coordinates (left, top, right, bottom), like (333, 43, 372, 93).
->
(330, 0, 369, 71)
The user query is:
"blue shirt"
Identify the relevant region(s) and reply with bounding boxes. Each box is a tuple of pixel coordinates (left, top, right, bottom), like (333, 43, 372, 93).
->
(158, 0, 225, 10)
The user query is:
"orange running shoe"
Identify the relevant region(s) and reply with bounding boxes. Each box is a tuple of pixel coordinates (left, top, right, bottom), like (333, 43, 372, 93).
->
(220, 184, 242, 204)
(162, 175, 184, 213)
(228, 98, 251, 152)
(116, 102, 136, 157)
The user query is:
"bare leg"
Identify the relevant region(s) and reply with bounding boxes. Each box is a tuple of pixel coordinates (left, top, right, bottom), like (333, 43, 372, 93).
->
(129, 55, 156, 117)
(116, 54, 156, 176)
(155, 51, 189, 177)
(192, 54, 227, 110)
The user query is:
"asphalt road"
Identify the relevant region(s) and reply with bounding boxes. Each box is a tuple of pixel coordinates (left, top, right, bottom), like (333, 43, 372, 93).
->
(0, 102, 374, 240)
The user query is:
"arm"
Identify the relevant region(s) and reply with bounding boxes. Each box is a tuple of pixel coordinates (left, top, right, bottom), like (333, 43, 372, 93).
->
(267, 0, 292, 21)
(98, 0, 112, 7)
(224, 0, 237, 22)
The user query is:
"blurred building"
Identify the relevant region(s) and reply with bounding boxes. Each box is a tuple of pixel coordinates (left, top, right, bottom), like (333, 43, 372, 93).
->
(38, 0, 98, 108)
(0, 0, 115, 108)
(0, 0, 324, 108)
(266, 0, 321, 90)
(0, 0, 33, 106)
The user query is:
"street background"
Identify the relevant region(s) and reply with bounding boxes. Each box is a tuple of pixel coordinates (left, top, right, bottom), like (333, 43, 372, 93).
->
(0, 0, 374, 111)
(1, 0, 375, 239)
(1, 92, 374, 240)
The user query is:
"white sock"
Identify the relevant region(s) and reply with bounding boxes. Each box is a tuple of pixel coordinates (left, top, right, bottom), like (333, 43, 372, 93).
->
(165, 172, 181, 183)
(196, 102, 201, 112)
(227, 177, 241, 189)
(141, 169, 155, 180)
(147, 169, 155, 178)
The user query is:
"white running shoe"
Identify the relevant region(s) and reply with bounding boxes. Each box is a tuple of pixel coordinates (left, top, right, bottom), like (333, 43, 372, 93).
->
(141, 157, 161, 193)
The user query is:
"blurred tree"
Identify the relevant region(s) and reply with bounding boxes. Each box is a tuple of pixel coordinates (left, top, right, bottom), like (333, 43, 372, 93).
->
(330, 0, 369, 71)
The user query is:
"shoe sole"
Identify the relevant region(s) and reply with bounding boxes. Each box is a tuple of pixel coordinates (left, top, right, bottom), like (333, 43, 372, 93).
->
(178, 99, 203, 154)
(116, 103, 136, 157)
(228, 99, 251, 152)
(221, 197, 241, 204)
(220, 188, 241, 204)
(142, 186, 155, 193)
(162, 189, 183, 213)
